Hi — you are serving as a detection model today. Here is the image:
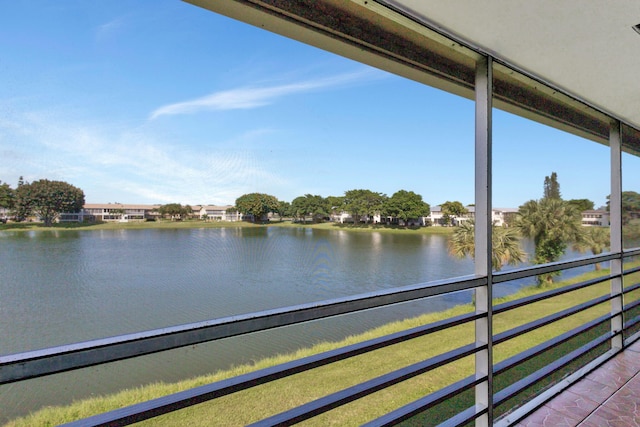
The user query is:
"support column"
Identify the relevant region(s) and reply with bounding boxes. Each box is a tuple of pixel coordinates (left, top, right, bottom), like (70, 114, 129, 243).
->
(610, 120, 624, 350)
(475, 55, 493, 426)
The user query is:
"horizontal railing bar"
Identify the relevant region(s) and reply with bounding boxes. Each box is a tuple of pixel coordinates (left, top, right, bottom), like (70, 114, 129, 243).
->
(493, 332, 612, 406)
(623, 298, 640, 313)
(493, 253, 618, 284)
(494, 294, 612, 345)
(361, 375, 484, 427)
(623, 264, 640, 276)
(625, 313, 640, 330)
(624, 281, 640, 294)
(493, 313, 611, 376)
(61, 312, 483, 427)
(0, 275, 486, 385)
(624, 247, 640, 258)
(494, 275, 610, 315)
(435, 404, 483, 427)
(248, 343, 484, 426)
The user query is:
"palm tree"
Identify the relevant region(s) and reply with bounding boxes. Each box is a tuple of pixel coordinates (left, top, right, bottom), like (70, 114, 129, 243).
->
(573, 226, 610, 270)
(517, 198, 583, 285)
(448, 221, 525, 271)
(492, 225, 527, 269)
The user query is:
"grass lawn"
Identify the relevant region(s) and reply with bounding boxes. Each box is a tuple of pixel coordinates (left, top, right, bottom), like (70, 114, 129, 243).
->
(6, 266, 635, 427)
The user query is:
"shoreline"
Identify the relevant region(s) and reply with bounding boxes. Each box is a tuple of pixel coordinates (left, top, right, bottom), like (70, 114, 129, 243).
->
(0, 219, 455, 235)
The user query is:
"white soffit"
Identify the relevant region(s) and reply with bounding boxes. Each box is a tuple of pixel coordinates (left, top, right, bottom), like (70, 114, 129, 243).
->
(385, 0, 640, 129)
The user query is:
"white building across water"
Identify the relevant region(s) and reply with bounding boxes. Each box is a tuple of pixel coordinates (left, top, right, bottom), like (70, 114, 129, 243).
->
(55, 203, 241, 223)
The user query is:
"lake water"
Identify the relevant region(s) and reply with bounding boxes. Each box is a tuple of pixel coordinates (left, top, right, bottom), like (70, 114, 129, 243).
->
(0, 226, 595, 421)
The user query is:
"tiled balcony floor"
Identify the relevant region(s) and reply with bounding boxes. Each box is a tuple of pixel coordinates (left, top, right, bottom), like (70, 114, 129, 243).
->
(517, 340, 640, 426)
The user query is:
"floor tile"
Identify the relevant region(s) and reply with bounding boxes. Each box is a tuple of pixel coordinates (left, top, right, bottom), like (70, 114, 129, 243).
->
(602, 381, 640, 420)
(564, 378, 617, 405)
(518, 341, 640, 427)
(627, 340, 640, 353)
(622, 374, 640, 394)
(586, 359, 640, 388)
(544, 390, 600, 422)
(580, 404, 640, 427)
(612, 350, 640, 369)
(517, 406, 580, 427)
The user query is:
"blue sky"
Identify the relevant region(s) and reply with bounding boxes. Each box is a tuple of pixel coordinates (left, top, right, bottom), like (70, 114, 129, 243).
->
(0, 1, 632, 208)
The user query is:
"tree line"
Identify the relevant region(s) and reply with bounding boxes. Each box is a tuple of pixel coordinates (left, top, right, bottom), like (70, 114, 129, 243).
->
(449, 172, 616, 285)
(0, 182, 435, 226)
(234, 189, 436, 225)
(148, 190, 456, 226)
(0, 177, 85, 226)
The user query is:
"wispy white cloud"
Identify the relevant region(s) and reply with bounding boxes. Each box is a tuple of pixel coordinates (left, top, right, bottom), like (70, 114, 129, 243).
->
(95, 16, 127, 42)
(0, 110, 286, 205)
(1, 67, 388, 204)
(149, 69, 384, 120)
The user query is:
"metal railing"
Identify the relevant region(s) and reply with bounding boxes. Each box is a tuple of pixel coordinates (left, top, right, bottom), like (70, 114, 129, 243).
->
(0, 275, 484, 385)
(2, 249, 639, 426)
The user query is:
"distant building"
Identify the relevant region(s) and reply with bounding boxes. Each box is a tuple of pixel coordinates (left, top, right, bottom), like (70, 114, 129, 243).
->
(329, 211, 381, 224)
(194, 205, 242, 222)
(492, 208, 519, 227)
(427, 205, 475, 226)
(330, 211, 351, 223)
(581, 209, 610, 227)
(80, 204, 160, 222)
(51, 204, 613, 228)
(55, 203, 244, 223)
(426, 205, 447, 226)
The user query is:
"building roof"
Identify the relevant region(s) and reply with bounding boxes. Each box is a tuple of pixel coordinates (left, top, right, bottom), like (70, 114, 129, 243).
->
(382, 0, 640, 131)
(84, 204, 160, 210)
(493, 208, 519, 213)
(192, 205, 234, 211)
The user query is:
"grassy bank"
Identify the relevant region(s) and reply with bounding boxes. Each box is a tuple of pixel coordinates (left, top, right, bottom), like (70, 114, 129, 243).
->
(6, 266, 632, 426)
(0, 219, 454, 235)
(4, 218, 639, 242)
(270, 220, 455, 235)
(0, 219, 262, 232)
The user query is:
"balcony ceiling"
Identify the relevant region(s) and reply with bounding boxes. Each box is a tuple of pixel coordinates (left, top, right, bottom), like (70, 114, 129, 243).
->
(384, 0, 640, 130)
(188, 0, 640, 148)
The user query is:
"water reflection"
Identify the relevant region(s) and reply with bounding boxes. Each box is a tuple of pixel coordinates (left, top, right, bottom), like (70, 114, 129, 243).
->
(1, 227, 474, 353)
